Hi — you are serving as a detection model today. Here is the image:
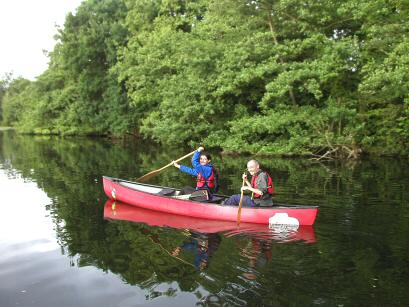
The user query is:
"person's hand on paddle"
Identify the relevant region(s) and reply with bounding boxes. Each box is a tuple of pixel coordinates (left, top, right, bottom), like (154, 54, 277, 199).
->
(172, 161, 181, 169)
(241, 186, 250, 192)
(197, 146, 204, 152)
(241, 185, 263, 195)
(241, 172, 251, 192)
(171, 247, 181, 256)
(242, 172, 251, 186)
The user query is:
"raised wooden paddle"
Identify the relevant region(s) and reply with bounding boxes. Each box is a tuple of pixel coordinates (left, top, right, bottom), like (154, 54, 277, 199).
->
(236, 173, 247, 226)
(136, 150, 196, 182)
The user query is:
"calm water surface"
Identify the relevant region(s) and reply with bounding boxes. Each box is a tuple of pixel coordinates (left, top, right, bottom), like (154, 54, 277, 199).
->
(0, 131, 408, 306)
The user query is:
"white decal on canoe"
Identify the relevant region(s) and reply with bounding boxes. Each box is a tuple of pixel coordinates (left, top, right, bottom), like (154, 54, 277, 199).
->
(111, 188, 116, 200)
(269, 213, 299, 228)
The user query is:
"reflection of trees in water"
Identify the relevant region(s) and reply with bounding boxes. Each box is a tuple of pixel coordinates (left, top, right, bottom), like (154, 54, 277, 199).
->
(89, 221, 202, 291)
(1, 131, 409, 305)
(170, 231, 221, 271)
(3, 131, 407, 205)
(197, 236, 291, 306)
(86, 213, 316, 305)
(240, 239, 273, 281)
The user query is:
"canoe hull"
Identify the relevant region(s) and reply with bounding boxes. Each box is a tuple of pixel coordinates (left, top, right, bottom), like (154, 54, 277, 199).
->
(102, 176, 318, 225)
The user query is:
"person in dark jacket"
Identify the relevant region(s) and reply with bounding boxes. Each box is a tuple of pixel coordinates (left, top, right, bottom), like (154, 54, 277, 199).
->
(172, 146, 217, 196)
(223, 159, 274, 207)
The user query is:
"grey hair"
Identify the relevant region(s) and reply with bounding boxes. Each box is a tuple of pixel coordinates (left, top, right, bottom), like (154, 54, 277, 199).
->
(247, 159, 259, 167)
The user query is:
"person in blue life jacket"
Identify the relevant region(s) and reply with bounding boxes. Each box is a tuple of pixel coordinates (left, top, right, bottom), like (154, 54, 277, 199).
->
(172, 146, 218, 197)
(223, 159, 275, 207)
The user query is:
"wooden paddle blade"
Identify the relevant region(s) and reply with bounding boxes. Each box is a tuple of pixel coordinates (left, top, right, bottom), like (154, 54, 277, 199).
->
(236, 174, 247, 226)
(236, 191, 244, 226)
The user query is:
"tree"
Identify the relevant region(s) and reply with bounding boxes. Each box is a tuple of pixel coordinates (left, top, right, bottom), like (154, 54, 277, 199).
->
(0, 73, 13, 124)
(1, 77, 32, 126)
(3, 0, 409, 156)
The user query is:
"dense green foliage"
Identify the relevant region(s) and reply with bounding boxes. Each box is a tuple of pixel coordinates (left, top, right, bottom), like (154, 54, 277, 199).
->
(0, 73, 13, 123)
(1, 0, 408, 156)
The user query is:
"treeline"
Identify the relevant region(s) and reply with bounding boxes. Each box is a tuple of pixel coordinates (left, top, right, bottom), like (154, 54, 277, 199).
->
(1, 0, 408, 157)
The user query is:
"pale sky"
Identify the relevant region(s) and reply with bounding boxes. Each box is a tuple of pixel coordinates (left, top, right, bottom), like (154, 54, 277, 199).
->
(0, 0, 83, 81)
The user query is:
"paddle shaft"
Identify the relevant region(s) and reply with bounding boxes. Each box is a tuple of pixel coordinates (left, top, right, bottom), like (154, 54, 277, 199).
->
(136, 150, 196, 182)
(158, 150, 196, 172)
(236, 176, 246, 226)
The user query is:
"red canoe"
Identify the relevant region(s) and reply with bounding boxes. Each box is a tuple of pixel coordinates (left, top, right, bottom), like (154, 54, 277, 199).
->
(102, 176, 318, 226)
(103, 200, 317, 243)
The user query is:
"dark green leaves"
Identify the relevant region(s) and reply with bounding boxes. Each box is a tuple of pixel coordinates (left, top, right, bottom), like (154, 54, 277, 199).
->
(1, 0, 408, 156)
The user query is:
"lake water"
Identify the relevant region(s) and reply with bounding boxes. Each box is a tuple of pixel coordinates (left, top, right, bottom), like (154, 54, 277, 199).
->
(0, 130, 408, 306)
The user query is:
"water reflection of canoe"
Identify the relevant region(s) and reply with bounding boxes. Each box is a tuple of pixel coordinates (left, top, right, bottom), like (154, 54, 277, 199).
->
(103, 200, 317, 243)
(103, 176, 318, 226)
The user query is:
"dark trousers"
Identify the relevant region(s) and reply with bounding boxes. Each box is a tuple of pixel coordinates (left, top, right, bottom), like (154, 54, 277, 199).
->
(223, 194, 256, 207)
